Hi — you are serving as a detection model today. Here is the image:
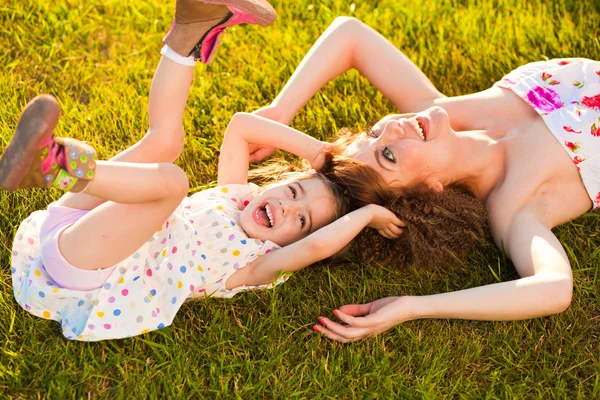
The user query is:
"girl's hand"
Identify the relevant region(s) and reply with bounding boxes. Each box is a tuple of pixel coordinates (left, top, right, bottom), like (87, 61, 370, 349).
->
(366, 204, 404, 239)
(310, 142, 340, 171)
(248, 106, 282, 162)
(248, 143, 275, 163)
(313, 296, 411, 342)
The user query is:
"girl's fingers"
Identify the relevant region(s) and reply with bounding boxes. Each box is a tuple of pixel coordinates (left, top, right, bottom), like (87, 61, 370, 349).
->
(385, 228, 397, 238)
(382, 228, 400, 239)
(389, 224, 404, 235)
(378, 229, 391, 239)
(392, 216, 405, 226)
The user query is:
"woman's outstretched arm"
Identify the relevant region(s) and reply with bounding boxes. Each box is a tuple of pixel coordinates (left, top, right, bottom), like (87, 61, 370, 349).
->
(249, 17, 444, 161)
(270, 17, 444, 124)
(314, 210, 574, 342)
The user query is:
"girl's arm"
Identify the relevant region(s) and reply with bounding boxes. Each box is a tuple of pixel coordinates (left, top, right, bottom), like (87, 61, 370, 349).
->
(225, 204, 404, 289)
(314, 210, 574, 342)
(262, 17, 444, 126)
(217, 112, 328, 185)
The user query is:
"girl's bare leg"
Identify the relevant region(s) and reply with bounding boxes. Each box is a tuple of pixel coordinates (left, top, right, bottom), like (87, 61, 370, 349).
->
(59, 160, 189, 271)
(56, 56, 194, 210)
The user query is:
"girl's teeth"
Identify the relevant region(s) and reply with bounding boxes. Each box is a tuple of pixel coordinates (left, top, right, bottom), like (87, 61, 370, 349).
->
(265, 204, 274, 226)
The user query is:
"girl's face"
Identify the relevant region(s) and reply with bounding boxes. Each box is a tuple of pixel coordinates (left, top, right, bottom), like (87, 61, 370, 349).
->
(343, 106, 457, 191)
(240, 177, 337, 246)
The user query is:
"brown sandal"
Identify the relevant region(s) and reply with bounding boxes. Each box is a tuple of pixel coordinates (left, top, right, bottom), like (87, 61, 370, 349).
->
(0, 95, 97, 193)
(163, 0, 276, 62)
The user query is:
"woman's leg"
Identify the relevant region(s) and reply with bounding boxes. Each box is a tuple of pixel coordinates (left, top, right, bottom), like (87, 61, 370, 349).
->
(56, 56, 195, 211)
(59, 160, 189, 271)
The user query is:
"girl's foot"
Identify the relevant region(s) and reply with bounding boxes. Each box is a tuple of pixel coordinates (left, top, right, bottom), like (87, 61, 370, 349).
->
(163, 0, 276, 63)
(0, 95, 97, 192)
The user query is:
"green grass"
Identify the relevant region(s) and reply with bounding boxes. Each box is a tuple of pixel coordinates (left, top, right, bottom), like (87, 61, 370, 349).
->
(2, 0, 600, 397)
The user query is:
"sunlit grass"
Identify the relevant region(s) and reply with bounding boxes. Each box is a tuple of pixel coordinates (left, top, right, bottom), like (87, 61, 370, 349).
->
(1, 0, 600, 397)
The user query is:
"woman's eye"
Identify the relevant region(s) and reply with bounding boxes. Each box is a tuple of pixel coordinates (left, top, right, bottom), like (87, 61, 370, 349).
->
(299, 215, 306, 229)
(382, 146, 395, 162)
(289, 186, 297, 199)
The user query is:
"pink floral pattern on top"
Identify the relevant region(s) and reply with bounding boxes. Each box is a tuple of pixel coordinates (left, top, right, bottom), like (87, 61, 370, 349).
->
(525, 86, 564, 113)
(496, 58, 600, 209)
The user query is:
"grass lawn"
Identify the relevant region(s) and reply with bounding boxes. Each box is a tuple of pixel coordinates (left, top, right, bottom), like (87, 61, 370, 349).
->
(2, 0, 600, 397)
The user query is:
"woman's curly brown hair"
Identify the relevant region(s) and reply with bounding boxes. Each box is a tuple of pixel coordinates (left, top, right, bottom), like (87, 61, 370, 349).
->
(314, 152, 490, 268)
(325, 127, 490, 268)
(353, 187, 489, 268)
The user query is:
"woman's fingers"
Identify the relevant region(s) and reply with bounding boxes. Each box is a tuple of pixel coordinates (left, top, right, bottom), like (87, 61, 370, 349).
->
(313, 324, 356, 343)
(378, 229, 392, 239)
(333, 309, 376, 328)
(315, 317, 373, 341)
(380, 227, 400, 239)
(383, 228, 397, 239)
(337, 303, 372, 316)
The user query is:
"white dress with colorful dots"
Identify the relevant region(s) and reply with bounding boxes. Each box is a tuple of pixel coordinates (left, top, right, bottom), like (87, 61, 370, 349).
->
(11, 183, 286, 341)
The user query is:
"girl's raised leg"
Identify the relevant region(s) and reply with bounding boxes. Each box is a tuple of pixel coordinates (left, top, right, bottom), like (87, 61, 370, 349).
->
(0, 95, 189, 271)
(55, 56, 195, 211)
(58, 160, 189, 271)
(57, 0, 278, 210)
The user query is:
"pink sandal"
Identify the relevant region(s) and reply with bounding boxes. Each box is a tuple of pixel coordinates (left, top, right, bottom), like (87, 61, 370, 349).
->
(163, 0, 276, 63)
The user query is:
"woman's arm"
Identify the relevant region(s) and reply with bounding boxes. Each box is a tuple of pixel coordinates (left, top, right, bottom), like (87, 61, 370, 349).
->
(217, 112, 328, 185)
(266, 17, 444, 125)
(249, 16, 444, 161)
(225, 204, 404, 289)
(314, 210, 574, 342)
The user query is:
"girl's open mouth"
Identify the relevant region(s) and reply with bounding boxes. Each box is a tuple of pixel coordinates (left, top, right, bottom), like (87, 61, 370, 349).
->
(253, 202, 275, 228)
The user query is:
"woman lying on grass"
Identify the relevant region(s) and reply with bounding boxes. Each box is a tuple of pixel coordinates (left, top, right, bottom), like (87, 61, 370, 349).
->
(0, 1, 410, 341)
(249, 17, 600, 342)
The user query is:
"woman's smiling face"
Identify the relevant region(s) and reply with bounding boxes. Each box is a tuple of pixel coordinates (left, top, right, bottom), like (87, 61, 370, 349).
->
(343, 106, 457, 192)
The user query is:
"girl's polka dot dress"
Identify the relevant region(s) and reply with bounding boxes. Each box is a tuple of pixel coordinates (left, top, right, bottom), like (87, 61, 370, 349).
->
(11, 184, 287, 341)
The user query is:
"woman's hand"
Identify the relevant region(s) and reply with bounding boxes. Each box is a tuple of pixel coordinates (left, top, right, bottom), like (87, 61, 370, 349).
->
(313, 296, 411, 342)
(366, 204, 404, 239)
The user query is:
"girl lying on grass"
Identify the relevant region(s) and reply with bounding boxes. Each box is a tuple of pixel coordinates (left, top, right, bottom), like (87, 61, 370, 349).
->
(0, 1, 406, 341)
(249, 17, 600, 342)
